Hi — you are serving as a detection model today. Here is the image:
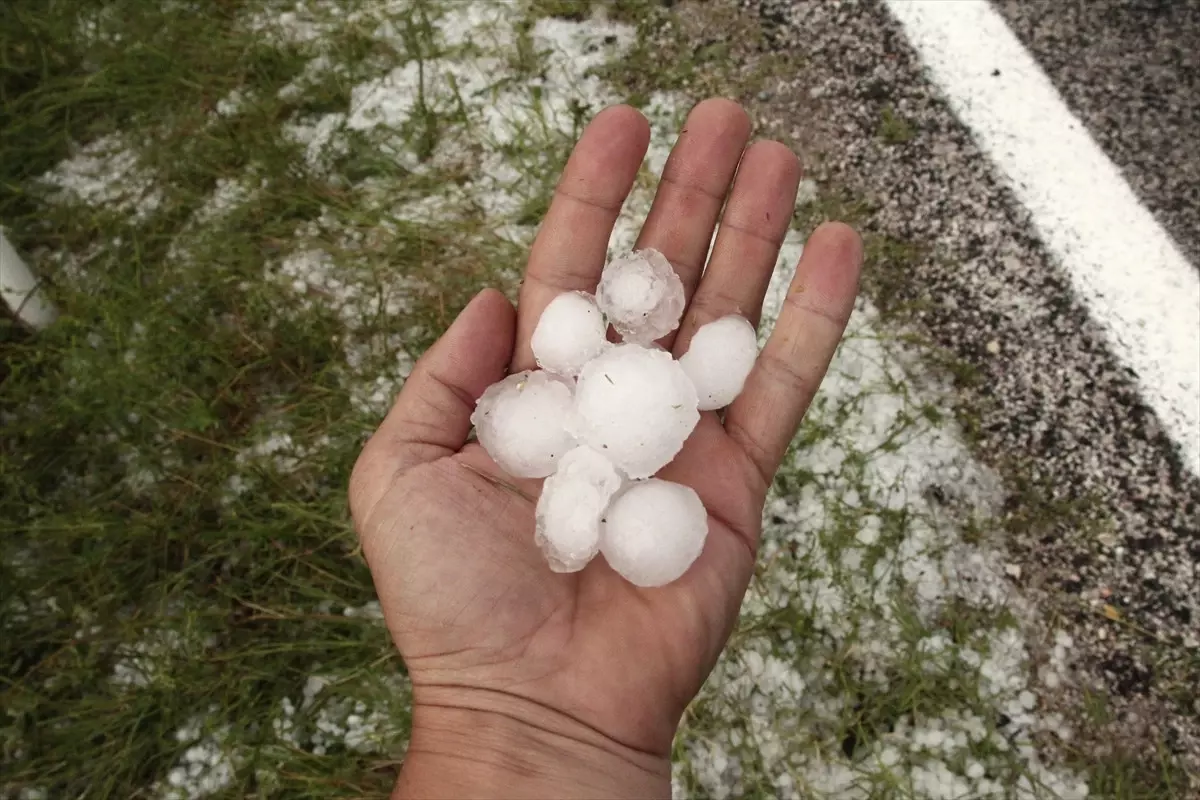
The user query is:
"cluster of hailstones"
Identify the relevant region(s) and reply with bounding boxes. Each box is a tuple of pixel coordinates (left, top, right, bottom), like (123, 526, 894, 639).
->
(471, 249, 758, 587)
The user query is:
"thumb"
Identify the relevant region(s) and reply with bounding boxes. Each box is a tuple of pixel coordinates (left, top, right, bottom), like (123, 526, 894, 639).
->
(349, 288, 516, 525)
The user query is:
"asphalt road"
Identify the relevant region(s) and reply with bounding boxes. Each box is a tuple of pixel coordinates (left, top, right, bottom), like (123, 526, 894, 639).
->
(996, 0, 1200, 268)
(745, 0, 1200, 776)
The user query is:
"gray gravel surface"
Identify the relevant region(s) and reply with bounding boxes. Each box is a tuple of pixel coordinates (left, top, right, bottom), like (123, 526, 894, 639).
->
(995, 0, 1200, 267)
(735, 0, 1200, 777)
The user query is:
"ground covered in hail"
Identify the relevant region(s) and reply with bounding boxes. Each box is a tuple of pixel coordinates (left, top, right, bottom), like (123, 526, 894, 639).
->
(1, 0, 1183, 797)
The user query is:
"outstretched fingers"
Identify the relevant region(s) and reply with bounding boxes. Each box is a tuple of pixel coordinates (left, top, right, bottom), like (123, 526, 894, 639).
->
(512, 105, 650, 371)
(349, 289, 516, 527)
(723, 222, 863, 489)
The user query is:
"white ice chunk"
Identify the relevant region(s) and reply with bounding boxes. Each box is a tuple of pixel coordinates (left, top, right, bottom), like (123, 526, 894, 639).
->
(531, 291, 609, 377)
(678, 314, 758, 410)
(596, 248, 685, 345)
(601, 479, 708, 587)
(535, 446, 623, 573)
(471, 371, 576, 478)
(572, 344, 700, 479)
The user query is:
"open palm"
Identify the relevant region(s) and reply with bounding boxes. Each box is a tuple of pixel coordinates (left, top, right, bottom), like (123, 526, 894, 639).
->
(348, 99, 862, 793)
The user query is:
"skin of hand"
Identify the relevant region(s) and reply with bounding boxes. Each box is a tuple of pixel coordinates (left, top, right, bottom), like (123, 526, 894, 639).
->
(348, 98, 862, 799)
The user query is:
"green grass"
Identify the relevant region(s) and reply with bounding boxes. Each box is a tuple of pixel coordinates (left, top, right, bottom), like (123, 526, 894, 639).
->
(1083, 752, 1192, 800)
(589, 0, 781, 108)
(878, 105, 916, 145)
(3, 0, 1196, 797)
(1, 1, 532, 795)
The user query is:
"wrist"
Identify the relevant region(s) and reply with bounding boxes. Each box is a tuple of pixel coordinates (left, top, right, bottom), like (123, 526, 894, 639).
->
(395, 686, 671, 799)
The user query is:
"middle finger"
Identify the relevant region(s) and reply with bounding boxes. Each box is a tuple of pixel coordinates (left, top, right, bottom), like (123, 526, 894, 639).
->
(633, 98, 751, 349)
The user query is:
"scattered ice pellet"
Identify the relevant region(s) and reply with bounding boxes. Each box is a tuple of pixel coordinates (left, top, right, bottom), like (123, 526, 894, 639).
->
(601, 479, 708, 587)
(470, 371, 575, 478)
(531, 291, 608, 376)
(596, 248, 685, 345)
(535, 446, 623, 572)
(678, 314, 758, 410)
(572, 344, 699, 479)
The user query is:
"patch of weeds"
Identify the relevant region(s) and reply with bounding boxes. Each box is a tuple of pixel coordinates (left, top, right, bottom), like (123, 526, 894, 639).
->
(516, 190, 553, 228)
(1071, 681, 1194, 797)
(932, 598, 1019, 647)
(0, 256, 394, 796)
(1, 0, 326, 230)
(530, 0, 593, 22)
(878, 105, 915, 145)
(593, 0, 777, 106)
(861, 234, 928, 317)
(529, 0, 666, 25)
(999, 467, 1112, 547)
(492, 121, 576, 229)
(390, 1, 445, 163)
(1081, 687, 1113, 726)
(792, 186, 874, 232)
(957, 515, 989, 546)
(0, 0, 513, 795)
(510, 16, 549, 79)
(1081, 748, 1192, 800)
(289, 31, 398, 118)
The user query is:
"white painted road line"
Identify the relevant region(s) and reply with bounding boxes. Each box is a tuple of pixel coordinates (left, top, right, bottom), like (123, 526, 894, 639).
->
(884, 0, 1200, 475)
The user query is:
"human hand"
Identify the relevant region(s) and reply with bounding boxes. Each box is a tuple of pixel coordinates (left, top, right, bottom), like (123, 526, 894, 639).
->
(349, 98, 862, 799)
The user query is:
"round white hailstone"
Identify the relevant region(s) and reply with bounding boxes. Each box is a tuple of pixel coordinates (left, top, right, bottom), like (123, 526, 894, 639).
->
(535, 446, 623, 572)
(572, 344, 699, 479)
(596, 248, 685, 345)
(678, 314, 758, 410)
(531, 291, 608, 377)
(601, 479, 708, 587)
(470, 370, 576, 478)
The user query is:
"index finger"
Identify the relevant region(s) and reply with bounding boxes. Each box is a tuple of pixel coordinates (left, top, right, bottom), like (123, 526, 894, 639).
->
(512, 105, 650, 371)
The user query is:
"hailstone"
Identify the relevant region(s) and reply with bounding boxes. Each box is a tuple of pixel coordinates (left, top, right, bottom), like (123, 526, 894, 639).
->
(678, 314, 758, 410)
(601, 479, 708, 587)
(470, 370, 575, 478)
(572, 344, 700, 479)
(534, 446, 623, 572)
(596, 248, 685, 345)
(531, 291, 608, 377)
(468, 263, 755, 587)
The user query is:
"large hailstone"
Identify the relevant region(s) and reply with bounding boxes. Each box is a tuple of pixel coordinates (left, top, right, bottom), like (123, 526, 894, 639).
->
(531, 291, 608, 377)
(678, 314, 758, 410)
(535, 446, 623, 573)
(601, 479, 708, 587)
(572, 344, 700, 479)
(596, 248, 685, 345)
(470, 371, 575, 478)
